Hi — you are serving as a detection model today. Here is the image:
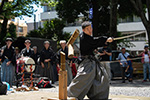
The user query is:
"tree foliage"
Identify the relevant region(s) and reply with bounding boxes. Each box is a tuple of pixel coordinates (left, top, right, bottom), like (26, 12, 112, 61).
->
(0, 0, 40, 46)
(0, 0, 39, 19)
(27, 18, 70, 43)
(26, 27, 43, 38)
(0, 22, 17, 44)
(8, 23, 17, 39)
(53, 0, 137, 36)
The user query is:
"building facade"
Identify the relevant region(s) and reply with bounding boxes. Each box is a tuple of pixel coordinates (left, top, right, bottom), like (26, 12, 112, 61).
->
(0, 20, 27, 37)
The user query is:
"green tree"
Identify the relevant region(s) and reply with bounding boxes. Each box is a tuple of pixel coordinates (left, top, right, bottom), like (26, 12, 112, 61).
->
(54, 0, 136, 49)
(42, 18, 70, 43)
(0, 22, 17, 44)
(27, 18, 70, 44)
(8, 23, 17, 39)
(54, 0, 136, 35)
(0, 0, 39, 45)
(27, 27, 44, 38)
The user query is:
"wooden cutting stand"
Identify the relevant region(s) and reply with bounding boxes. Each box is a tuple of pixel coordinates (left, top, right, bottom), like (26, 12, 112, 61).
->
(44, 29, 79, 100)
(59, 52, 67, 99)
(45, 52, 75, 100)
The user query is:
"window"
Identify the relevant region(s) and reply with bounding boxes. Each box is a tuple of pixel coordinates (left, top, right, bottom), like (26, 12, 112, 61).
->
(18, 27, 23, 32)
(65, 17, 84, 26)
(134, 16, 141, 22)
(44, 6, 55, 12)
(118, 15, 141, 23)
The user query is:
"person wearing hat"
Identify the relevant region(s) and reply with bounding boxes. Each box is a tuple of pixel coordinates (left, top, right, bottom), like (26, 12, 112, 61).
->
(40, 41, 55, 83)
(20, 39, 34, 58)
(1, 38, 15, 87)
(57, 40, 73, 86)
(138, 45, 150, 82)
(118, 47, 130, 83)
(13, 47, 21, 74)
(98, 42, 112, 81)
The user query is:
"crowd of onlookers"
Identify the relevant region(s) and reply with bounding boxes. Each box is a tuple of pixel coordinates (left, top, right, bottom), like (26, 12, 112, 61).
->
(0, 38, 77, 92)
(98, 43, 150, 83)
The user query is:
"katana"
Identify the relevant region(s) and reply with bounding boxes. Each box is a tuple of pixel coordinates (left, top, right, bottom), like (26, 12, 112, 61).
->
(113, 31, 145, 41)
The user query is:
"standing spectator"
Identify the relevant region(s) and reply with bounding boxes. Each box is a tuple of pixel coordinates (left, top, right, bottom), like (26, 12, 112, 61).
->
(40, 41, 55, 83)
(1, 38, 15, 86)
(14, 47, 20, 59)
(50, 52, 59, 82)
(98, 42, 112, 80)
(14, 47, 21, 73)
(32, 46, 40, 73)
(20, 39, 34, 58)
(126, 55, 133, 83)
(32, 46, 40, 64)
(139, 45, 150, 82)
(118, 47, 129, 83)
(57, 40, 73, 86)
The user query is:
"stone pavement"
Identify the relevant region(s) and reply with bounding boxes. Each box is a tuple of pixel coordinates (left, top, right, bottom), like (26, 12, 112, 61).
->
(0, 88, 150, 100)
(1, 79, 150, 100)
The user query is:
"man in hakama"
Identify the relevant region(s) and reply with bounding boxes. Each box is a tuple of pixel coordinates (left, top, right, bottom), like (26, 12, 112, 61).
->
(40, 41, 55, 83)
(1, 38, 15, 87)
(67, 21, 113, 100)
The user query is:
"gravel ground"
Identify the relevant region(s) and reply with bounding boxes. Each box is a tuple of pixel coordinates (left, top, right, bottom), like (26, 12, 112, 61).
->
(110, 79, 150, 97)
(37, 79, 150, 98)
(46, 79, 150, 98)
(1, 79, 150, 100)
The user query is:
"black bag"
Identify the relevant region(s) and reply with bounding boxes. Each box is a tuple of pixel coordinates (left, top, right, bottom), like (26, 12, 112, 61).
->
(36, 77, 54, 88)
(0, 83, 7, 95)
(0, 76, 7, 95)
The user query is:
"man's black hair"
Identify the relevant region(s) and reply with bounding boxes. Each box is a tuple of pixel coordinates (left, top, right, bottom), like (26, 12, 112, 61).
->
(81, 21, 91, 29)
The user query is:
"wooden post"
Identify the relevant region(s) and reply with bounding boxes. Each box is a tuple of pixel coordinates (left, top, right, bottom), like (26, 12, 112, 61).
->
(59, 52, 67, 100)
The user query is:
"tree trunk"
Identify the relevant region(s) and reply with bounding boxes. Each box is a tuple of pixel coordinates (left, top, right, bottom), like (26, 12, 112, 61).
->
(91, 0, 99, 37)
(146, 26, 150, 47)
(130, 0, 150, 47)
(146, 0, 150, 21)
(0, 17, 8, 45)
(0, 0, 5, 15)
(109, 0, 118, 50)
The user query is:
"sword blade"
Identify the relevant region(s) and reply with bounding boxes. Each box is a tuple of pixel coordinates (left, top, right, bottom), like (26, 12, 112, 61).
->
(114, 31, 145, 40)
